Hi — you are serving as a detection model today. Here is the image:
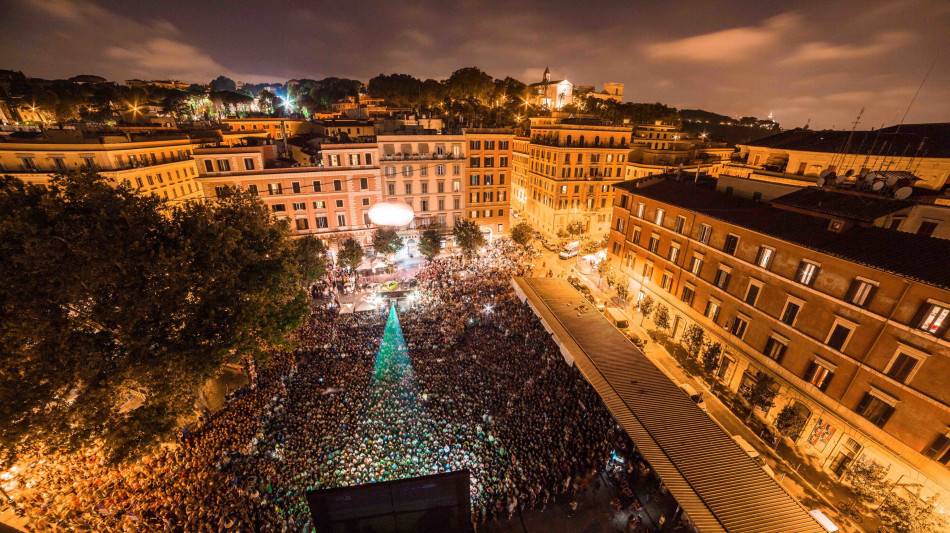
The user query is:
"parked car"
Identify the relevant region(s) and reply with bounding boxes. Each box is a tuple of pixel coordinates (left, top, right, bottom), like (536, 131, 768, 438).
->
(732, 435, 776, 477)
(678, 383, 708, 411)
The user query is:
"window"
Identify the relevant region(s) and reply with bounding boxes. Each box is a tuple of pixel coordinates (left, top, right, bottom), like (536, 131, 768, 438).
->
(484, 157, 494, 168)
(730, 315, 750, 339)
(469, 140, 481, 150)
(704, 299, 721, 322)
(825, 320, 855, 352)
(804, 361, 834, 392)
(655, 208, 665, 225)
(844, 278, 877, 308)
(268, 183, 282, 195)
(681, 286, 695, 306)
(720, 235, 739, 256)
(642, 262, 654, 280)
(337, 214, 347, 226)
(713, 265, 731, 290)
(217, 159, 230, 172)
(923, 434, 950, 465)
(470, 157, 480, 168)
(292, 182, 301, 194)
(762, 335, 787, 363)
(315, 216, 328, 228)
(668, 244, 680, 263)
(335, 199, 344, 208)
(631, 227, 641, 245)
(913, 301, 950, 337)
(360, 177, 369, 190)
(796, 261, 820, 286)
(500, 156, 508, 167)
(293, 202, 306, 211)
(437, 165, 446, 176)
(271, 204, 286, 212)
(333, 179, 343, 191)
(661, 272, 674, 291)
(636, 203, 645, 218)
(421, 182, 429, 194)
(884, 347, 927, 384)
(689, 254, 703, 275)
(697, 224, 712, 244)
(917, 221, 938, 237)
(648, 234, 660, 253)
(295, 217, 309, 231)
(855, 390, 897, 428)
(214, 186, 227, 198)
(673, 215, 685, 234)
(744, 280, 763, 306)
(244, 157, 255, 170)
(755, 246, 774, 269)
(313, 180, 322, 192)
(616, 218, 626, 233)
(313, 201, 326, 209)
(781, 298, 803, 326)
(203, 160, 214, 173)
(385, 166, 396, 177)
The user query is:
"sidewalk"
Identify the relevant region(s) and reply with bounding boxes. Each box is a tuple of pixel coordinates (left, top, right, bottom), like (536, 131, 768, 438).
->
(563, 262, 880, 533)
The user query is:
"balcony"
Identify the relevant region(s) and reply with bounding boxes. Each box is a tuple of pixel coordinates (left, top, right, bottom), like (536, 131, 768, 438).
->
(381, 153, 460, 161)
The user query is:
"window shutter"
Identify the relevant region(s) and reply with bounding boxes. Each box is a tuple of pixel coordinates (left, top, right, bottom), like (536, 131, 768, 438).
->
(796, 261, 807, 280)
(804, 362, 818, 382)
(924, 434, 950, 459)
(910, 303, 929, 330)
(937, 315, 950, 338)
(878, 404, 896, 427)
(863, 285, 878, 307)
(844, 280, 859, 303)
(819, 372, 833, 392)
(856, 392, 872, 415)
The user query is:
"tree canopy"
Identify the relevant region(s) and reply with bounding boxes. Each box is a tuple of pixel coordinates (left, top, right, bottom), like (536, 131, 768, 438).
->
(510, 222, 534, 248)
(418, 229, 442, 261)
(0, 171, 326, 461)
(453, 219, 486, 258)
(372, 227, 404, 256)
(337, 237, 364, 271)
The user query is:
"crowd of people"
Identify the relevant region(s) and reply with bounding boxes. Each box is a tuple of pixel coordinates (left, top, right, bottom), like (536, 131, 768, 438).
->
(7, 241, 666, 532)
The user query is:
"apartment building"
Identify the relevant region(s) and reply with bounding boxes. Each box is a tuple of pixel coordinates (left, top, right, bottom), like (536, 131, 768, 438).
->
(510, 119, 632, 239)
(607, 175, 950, 501)
(0, 130, 203, 201)
(624, 121, 733, 179)
(221, 118, 313, 140)
(377, 134, 465, 239)
(463, 128, 515, 239)
(194, 144, 381, 250)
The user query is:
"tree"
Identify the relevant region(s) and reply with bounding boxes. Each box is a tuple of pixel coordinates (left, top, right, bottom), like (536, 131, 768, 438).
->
(654, 304, 670, 333)
(682, 324, 706, 361)
(418, 229, 441, 261)
(616, 282, 629, 301)
(209, 75, 237, 93)
(372, 227, 404, 257)
(367, 73, 424, 107)
(565, 220, 586, 241)
(775, 403, 809, 439)
(702, 342, 723, 378)
(880, 488, 947, 533)
(337, 237, 364, 271)
(846, 459, 891, 504)
(258, 89, 277, 115)
(580, 238, 602, 254)
(638, 295, 655, 326)
(453, 218, 486, 258)
(0, 171, 323, 462)
(510, 221, 533, 248)
(740, 371, 779, 420)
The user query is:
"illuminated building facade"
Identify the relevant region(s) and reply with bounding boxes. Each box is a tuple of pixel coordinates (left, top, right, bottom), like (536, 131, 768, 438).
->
(462, 128, 515, 239)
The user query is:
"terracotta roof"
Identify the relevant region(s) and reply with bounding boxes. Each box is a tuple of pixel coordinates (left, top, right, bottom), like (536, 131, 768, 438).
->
(742, 123, 950, 159)
(614, 178, 950, 289)
(770, 187, 913, 222)
(513, 277, 825, 533)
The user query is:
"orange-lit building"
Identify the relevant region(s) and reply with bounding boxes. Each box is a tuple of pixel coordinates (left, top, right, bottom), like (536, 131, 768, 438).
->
(463, 128, 515, 239)
(194, 144, 381, 251)
(607, 175, 950, 502)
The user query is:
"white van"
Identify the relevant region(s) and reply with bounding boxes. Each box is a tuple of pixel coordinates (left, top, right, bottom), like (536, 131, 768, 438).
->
(733, 435, 776, 477)
(678, 383, 707, 411)
(604, 307, 629, 329)
(559, 241, 580, 260)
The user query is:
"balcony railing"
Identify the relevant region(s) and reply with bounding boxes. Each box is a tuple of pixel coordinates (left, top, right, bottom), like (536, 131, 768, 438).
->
(381, 153, 461, 161)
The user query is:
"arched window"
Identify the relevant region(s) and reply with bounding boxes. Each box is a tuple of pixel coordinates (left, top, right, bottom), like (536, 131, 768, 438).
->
(579, 135, 585, 146)
(609, 137, 615, 147)
(566, 135, 572, 146)
(594, 136, 600, 146)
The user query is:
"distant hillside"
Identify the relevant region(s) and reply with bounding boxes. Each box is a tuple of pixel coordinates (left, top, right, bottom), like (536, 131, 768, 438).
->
(678, 108, 780, 145)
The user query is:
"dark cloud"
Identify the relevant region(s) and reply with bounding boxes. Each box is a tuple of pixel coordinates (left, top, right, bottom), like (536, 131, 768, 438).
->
(2, 0, 949, 129)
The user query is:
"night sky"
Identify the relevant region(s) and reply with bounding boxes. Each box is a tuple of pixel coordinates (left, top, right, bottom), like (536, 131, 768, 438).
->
(2, 0, 949, 129)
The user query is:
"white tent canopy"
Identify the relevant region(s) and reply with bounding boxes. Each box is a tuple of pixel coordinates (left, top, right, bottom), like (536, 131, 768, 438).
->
(338, 303, 355, 314)
(354, 301, 377, 312)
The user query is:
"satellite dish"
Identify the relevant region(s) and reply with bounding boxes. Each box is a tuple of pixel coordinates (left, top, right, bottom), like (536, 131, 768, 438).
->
(894, 187, 913, 200)
(886, 174, 899, 186)
(816, 177, 825, 187)
(819, 169, 830, 179)
(845, 169, 855, 178)
(871, 181, 885, 191)
(866, 171, 878, 182)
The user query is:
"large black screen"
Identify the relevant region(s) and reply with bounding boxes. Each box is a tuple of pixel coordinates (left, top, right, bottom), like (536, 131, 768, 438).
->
(306, 470, 472, 533)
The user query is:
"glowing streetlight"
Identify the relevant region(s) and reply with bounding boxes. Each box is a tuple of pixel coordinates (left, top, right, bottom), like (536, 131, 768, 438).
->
(368, 201, 415, 227)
